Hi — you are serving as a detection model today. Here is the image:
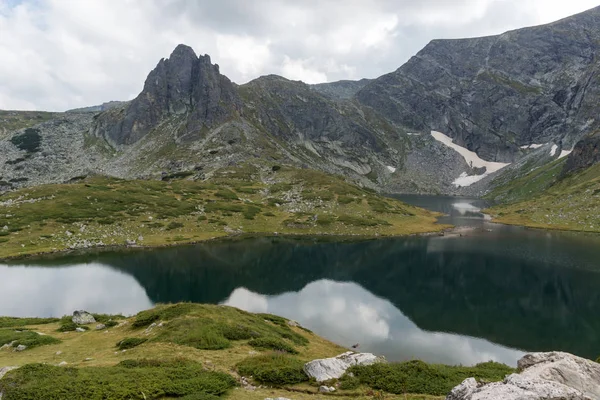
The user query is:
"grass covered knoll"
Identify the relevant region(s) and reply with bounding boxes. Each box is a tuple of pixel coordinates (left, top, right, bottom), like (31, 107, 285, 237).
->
(0, 303, 517, 400)
(486, 162, 600, 232)
(0, 165, 445, 260)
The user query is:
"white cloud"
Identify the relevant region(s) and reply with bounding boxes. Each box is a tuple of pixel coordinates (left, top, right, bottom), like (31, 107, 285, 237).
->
(0, 0, 597, 110)
(281, 56, 327, 83)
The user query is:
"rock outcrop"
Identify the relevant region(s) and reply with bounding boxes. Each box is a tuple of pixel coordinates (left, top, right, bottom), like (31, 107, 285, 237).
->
(72, 310, 96, 325)
(303, 351, 384, 382)
(446, 352, 600, 400)
(92, 44, 241, 146)
(563, 133, 600, 176)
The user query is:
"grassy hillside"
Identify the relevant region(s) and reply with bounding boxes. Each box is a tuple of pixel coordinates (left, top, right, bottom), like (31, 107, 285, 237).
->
(0, 110, 59, 137)
(486, 162, 600, 232)
(0, 165, 447, 259)
(0, 303, 514, 400)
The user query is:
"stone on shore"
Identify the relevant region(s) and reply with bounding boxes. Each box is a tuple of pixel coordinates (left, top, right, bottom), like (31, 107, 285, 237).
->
(304, 351, 385, 382)
(446, 352, 600, 400)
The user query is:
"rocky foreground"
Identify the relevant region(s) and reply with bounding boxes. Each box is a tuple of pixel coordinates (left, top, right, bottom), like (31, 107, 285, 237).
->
(0, 304, 598, 399)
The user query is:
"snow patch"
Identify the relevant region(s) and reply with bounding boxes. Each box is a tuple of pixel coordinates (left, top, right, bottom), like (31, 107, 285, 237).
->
(558, 150, 572, 159)
(550, 144, 558, 157)
(520, 144, 545, 149)
(453, 172, 487, 187)
(406, 132, 420, 136)
(386, 166, 396, 173)
(431, 131, 510, 187)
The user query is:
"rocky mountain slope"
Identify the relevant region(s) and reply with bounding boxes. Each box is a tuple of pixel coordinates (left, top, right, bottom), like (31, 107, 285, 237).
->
(357, 6, 600, 163)
(2, 7, 600, 196)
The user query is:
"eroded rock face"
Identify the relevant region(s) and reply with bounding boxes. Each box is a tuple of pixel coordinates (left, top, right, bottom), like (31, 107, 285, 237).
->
(563, 134, 600, 175)
(446, 352, 600, 400)
(357, 6, 600, 163)
(72, 310, 96, 325)
(92, 44, 241, 146)
(304, 351, 385, 382)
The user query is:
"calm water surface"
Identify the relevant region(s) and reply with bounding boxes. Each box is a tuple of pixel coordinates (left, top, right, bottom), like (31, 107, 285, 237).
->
(2, 195, 600, 366)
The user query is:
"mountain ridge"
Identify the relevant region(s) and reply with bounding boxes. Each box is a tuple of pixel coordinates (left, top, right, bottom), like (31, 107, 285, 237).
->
(2, 7, 600, 200)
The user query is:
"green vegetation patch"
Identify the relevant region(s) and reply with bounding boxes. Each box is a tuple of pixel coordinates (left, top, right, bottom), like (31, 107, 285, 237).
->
(0, 316, 59, 328)
(248, 337, 298, 354)
(117, 337, 148, 350)
(57, 322, 89, 332)
(345, 360, 514, 396)
(0, 328, 61, 350)
(9, 128, 42, 153)
(236, 353, 308, 385)
(0, 359, 236, 400)
(133, 304, 308, 352)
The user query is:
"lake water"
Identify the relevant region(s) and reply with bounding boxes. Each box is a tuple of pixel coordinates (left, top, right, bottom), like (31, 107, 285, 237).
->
(2, 195, 600, 366)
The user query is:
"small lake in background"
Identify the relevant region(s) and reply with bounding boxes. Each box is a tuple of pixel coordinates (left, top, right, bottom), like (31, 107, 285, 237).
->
(2, 195, 600, 366)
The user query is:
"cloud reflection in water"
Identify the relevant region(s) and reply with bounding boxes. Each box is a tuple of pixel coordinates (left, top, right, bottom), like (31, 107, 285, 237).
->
(223, 279, 524, 366)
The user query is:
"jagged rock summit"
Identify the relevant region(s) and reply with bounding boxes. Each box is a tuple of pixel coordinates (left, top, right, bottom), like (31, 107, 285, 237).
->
(92, 44, 241, 146)
(447, 352, 600, 400)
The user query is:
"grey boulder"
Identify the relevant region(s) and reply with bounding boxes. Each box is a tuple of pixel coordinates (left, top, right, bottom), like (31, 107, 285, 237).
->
(304, 351, 385, 382)
(446, 352, 600, 400)
(72, 310, 96, 325)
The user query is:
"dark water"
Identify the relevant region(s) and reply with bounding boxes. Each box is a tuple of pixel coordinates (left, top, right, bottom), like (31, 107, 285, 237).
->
(2, 195, 600, 366)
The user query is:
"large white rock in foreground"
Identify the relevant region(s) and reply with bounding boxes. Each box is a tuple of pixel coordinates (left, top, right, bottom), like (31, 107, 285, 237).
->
(447, 352, 600, 400)
(304, 351, 384, 382)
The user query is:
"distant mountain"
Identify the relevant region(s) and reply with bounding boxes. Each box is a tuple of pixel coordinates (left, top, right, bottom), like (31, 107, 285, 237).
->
(2, 7, 600, 199)
(67, 101, 128, 113)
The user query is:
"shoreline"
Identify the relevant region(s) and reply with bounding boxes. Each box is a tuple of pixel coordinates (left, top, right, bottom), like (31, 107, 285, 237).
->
(0, 226, 453, 263)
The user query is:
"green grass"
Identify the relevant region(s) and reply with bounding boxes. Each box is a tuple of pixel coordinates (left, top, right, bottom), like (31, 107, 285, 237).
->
(0, 359, 237, 400)
(345, 360, 514, 396)
(0, 329, 61, 350)
(0, 317, 59, 328)
(0, 110, 58, 134)
(248, 337, 298, 354)
(0, 167, 444, 259)
(236, 353, 308, 385)
(487, 162, 600, 232)
(137, 304, 309, 352)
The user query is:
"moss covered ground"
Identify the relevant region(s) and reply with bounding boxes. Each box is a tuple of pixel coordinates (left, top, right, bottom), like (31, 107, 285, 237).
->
(0, 166, 446, 259)
(0, 303, 514, 400)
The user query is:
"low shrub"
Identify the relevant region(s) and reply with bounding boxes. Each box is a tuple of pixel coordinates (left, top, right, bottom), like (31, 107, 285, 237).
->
(214, 190, 238, 200)
(0, 359, 236, 399)
(166, 221, 184, 230)
(236, 353, 308, 385)
(154, 319, 231, 350)
(0, 329, 60, 350)
(0, 317, 59, 328)
(339, 374, 361, 390)
(248, 337, 298, 354)
(243, 205, 262, 220)
(347, 360, 514, 396)
(220, 324, 260, 341)
(117, 337, 148, 350)
(105, 320, 119, 328)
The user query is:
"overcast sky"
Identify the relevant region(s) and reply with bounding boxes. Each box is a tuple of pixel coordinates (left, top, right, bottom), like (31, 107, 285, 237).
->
(0, 0, 598, 111)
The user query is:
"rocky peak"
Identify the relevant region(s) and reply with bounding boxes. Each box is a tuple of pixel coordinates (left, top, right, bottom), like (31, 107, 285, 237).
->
(356, 6, 600, 163)
(92, 44, 240, 146)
